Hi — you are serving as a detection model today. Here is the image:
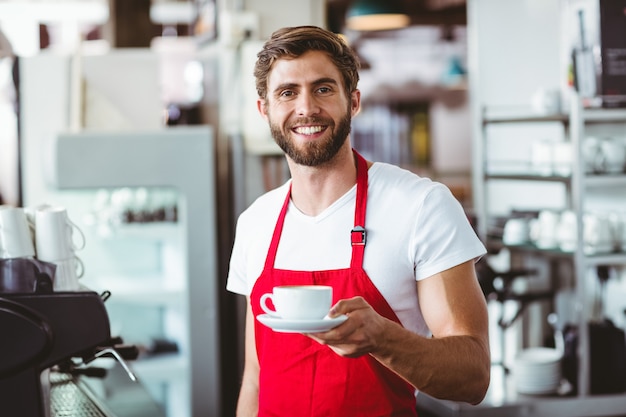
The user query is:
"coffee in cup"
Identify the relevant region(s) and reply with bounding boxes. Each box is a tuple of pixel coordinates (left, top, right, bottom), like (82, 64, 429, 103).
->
(260, 285, 332, 320)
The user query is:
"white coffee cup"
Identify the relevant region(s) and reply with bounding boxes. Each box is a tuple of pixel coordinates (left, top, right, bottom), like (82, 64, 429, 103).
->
(502, 218, 531, 245)
(584, 212, 614, 254)
(583, 137, 604, 174)
(556, 210, 578, 252)
(552, 141, 572, 176)
(0, 206, 36, 259)
(530, 140, 554, 176)
(52, 256, 84, 291)
(531, 88, 561, 114)
(599, 138, 626, 174)
(34, 206, 85, 262)
(531, 210, 561, 249)
(260, 285, 332, 320)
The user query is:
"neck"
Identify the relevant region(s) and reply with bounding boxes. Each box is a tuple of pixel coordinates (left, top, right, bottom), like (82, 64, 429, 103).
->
(287, 144, 359, 217)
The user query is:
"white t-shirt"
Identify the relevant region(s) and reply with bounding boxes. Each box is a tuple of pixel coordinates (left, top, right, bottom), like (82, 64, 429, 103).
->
(226, 162, 486, 336)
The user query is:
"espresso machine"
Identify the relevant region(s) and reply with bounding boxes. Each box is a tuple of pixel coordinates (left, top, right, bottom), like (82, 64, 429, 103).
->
(0, 258, 138, 417)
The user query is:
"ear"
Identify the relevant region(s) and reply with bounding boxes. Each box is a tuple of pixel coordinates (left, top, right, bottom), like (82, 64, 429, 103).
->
(257, 98, 269, 121)
(350, 89, 361, 117)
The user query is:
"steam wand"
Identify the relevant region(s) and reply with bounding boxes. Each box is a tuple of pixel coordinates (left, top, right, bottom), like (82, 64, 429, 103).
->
(84, 347, 137, 382)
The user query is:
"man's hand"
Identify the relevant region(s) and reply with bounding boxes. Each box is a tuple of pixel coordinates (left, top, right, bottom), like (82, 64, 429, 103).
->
(306, 296, 392, 358)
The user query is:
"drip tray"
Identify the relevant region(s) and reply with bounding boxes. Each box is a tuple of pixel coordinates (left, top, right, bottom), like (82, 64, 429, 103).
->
(51, 373, 108, 417)
(50, 361, 165, 417)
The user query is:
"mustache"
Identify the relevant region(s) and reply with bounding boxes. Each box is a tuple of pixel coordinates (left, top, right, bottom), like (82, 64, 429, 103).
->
(288, 117, 332, 127)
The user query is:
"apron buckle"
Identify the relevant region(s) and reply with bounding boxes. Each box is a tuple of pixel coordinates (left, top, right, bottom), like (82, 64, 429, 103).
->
(351, 226, 367, 246)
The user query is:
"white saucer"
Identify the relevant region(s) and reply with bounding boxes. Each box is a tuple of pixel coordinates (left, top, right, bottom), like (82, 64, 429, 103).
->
(256, 314, 348, 333)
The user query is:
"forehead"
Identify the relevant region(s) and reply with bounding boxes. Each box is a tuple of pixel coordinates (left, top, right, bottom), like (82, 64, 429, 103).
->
(267, 50, 344, 90)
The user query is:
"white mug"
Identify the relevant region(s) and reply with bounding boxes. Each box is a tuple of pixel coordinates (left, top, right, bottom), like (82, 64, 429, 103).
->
(530, 140, 554, 176)
(0, 206, 36, 259)
(583, 137, 603, 174)
(599, 138, 626, 174)
(51, 256, 84, 291)
(531, 210, 561, 249)
(556, 210, 578, 252)
(502, 218, 531, 245)
(34, 205, 85, 262)
(552, 141, 572, 177)
(531, 88, 561, 114)
(584, 212, 613, 255)
(260, 285, 332, 320)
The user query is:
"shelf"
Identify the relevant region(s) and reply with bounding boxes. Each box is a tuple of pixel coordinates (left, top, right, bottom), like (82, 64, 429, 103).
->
(487, 240, 626, 266)
(484, 173, 570, 183)
(583, 175, 626, 188)
(482, 112, 569, 125)
(488, 241, 574, 260)
(581, 107, 626, 123)
(583, 253, 626, 266)
(482, 107, 626, 125)
(484, 172, 626, 187)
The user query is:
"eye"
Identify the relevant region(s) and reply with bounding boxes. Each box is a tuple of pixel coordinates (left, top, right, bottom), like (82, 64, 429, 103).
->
(317, 86, 332, 94)
(279, 90, 295, 98)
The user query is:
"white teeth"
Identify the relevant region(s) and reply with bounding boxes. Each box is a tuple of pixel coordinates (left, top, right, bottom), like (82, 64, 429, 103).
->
(294, 126, 324, 135)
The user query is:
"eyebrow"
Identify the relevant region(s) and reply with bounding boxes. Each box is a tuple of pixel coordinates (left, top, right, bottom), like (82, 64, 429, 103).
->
(272, 77, 340, 95)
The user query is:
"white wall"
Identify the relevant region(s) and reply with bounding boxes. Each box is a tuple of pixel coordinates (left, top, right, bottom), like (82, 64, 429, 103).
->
(468, 0, 563, 108)
(218, 0, 326, 40)
(468, 0, 566, 216)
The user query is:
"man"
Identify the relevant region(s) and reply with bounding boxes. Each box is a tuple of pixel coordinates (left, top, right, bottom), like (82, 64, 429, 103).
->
(226, 26, 490, 417)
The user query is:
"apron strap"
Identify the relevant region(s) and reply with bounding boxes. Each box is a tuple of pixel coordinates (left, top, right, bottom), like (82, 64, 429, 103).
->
(263, 183, 292, 271)
(350, 149, 368, 269)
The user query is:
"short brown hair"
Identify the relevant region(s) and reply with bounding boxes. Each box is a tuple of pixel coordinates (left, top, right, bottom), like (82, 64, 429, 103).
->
(254, 26, 360, 100)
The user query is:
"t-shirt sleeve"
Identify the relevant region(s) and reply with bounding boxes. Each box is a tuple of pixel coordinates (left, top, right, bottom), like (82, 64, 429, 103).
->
(411, 184, 486, 280)
(226, 215, 250, 296)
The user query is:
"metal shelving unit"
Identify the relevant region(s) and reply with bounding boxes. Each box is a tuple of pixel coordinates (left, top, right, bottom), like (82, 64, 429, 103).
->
(417, 94, 626, 417)
(474, 92, 626, 409)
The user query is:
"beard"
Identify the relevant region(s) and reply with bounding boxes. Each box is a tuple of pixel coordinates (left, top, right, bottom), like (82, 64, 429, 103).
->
(269, 111, 352, 167)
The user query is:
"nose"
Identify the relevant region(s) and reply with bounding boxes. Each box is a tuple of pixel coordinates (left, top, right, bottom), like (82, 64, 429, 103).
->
(295, 91, 320, 116)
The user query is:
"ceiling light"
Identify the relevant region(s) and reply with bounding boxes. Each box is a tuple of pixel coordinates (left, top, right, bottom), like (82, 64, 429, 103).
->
(345, 0, 410, 31)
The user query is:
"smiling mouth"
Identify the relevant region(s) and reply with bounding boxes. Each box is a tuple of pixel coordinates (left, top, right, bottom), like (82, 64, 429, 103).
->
(292, 125, 327, 135)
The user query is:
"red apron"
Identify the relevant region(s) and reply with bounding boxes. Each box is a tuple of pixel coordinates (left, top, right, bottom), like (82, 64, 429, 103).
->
(250, 150, 418, 417)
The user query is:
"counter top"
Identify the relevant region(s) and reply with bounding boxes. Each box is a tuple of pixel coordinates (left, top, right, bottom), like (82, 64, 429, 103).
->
(416, 366, 626, 417)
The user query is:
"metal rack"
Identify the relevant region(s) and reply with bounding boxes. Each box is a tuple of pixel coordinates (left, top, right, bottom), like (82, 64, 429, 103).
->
(418, 93, 626, 417)
(475, 92, 626, 408)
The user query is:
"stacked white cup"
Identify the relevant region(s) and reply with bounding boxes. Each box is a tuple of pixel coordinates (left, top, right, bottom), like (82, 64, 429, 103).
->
(33, 205, 85, 291)
(0, 206, 36, 260)
(0, 206, 40, 293)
